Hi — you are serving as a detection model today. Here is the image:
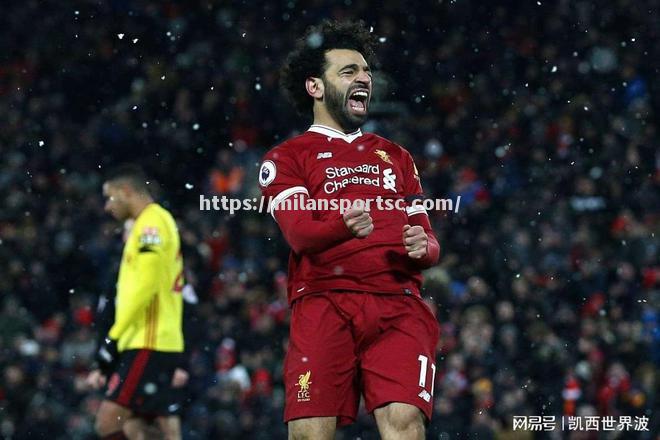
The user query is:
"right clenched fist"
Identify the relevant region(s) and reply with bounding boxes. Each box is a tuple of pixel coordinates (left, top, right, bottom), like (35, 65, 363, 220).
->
(343, 207, 374, 238)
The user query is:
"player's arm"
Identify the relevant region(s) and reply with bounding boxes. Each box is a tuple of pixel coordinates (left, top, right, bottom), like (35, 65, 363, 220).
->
(86, 292, 117, 386)
(169, 282, 197, 388)
(93, 292, 115, 349)
(259, 151, 369, 255)
(401, 151, 440, 268)
(179, 281, 198, 368)
(403, 204, 440, 268)
(273, 195, 366, 254)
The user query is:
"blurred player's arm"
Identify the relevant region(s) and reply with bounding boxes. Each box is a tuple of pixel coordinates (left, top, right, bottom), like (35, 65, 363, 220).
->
(93, 292, 115, 350)
(163, 281, 197, 389)
(90, 292, 116, 373)
(86, 292, 117, 388)
(178, 282, 197, 366)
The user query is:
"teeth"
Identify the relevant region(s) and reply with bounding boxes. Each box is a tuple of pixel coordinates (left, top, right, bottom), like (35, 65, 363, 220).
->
(351, 91, 368, 98)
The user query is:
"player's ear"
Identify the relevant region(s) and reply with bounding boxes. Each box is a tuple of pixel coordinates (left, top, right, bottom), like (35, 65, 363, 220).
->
(305, 77, 323, 99)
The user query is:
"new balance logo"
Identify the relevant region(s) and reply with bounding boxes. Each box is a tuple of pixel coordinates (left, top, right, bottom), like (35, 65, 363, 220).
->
(317, 152, 332, 159)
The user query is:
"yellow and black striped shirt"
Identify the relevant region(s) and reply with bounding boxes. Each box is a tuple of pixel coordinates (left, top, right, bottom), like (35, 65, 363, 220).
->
(109, 203, 184, 352)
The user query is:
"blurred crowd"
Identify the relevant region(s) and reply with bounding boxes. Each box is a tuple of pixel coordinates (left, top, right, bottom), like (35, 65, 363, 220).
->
(1, 0, 659, 438)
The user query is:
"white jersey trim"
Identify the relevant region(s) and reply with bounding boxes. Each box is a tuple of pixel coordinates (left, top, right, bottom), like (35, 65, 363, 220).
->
(406, 205, 428, 216)
(308, 124, 363, 143)
(270, 186, 309, 220)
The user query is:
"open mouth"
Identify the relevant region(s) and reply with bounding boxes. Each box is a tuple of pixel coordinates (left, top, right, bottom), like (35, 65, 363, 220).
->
(347, 89, 369, 114)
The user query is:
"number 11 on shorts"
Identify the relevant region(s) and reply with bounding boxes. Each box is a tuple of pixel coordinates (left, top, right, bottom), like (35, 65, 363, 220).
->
(417, 354, 436, 402)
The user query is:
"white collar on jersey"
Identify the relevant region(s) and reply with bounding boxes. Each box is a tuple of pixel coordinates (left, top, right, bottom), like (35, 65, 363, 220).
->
(308, 124, 363, 143)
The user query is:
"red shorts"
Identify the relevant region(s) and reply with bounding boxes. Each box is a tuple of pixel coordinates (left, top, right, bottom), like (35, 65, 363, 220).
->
(283, 291, 440, 427)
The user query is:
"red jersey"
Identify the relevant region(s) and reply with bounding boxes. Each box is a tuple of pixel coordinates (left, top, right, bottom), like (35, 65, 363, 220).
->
(259, 124, 440, 304)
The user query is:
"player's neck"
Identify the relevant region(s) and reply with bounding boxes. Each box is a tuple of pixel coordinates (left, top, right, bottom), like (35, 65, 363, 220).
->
(312, 108, 351, 134)
(130, 197, 154, 219)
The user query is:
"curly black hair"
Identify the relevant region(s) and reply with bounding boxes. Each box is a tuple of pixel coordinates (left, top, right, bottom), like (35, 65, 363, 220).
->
(280, 20, 377, 116)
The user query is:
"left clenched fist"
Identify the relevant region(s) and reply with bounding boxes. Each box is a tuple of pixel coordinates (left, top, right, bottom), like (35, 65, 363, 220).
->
(403, 225, 428, 259)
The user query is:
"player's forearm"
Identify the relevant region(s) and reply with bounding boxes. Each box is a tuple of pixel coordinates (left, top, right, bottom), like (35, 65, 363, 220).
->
(275, 209, 354, 254)
(108, 253, 161, 339)
(418, 233, 440, 268)
(409, 213, 440, 268)
(94, 294, 115, 347)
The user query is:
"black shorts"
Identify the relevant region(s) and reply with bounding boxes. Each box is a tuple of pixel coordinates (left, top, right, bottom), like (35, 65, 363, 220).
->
(105, 349, 183, 417)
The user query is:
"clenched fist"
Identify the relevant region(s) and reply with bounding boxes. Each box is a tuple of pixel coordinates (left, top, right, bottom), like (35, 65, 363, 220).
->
(403, 225, 428, 259)
(343, 207, 374, 238)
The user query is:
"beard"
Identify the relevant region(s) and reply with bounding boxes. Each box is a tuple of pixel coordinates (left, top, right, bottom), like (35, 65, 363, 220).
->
(323, 78, 368, 132)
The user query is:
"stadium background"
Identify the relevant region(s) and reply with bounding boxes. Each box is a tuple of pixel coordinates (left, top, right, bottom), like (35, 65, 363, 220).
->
(0, 0, 658, 438)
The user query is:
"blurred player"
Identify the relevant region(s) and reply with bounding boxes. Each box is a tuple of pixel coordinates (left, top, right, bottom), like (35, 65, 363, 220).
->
(86, 165, 186, 440)
(259, 20, 441, 440)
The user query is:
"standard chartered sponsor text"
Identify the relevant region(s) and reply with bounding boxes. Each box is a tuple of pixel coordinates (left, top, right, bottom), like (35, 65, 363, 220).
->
(199, 194, 461, 215)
